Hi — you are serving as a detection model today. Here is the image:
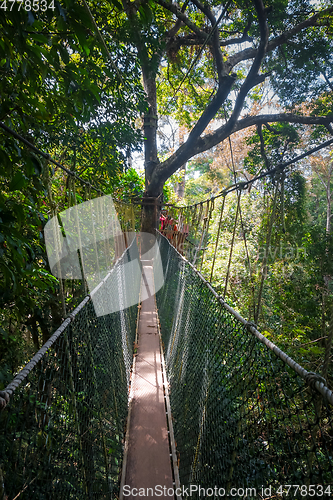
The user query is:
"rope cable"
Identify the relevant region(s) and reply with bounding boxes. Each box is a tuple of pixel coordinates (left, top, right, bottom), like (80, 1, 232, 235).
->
(223, 191, 240, 298)
(194, 200, 209, 268)
(192, 202, 204, 265)
(227, 127, 256, 318)
(224, 126, 255, 314)
(0, 121, 103, 194)
(168, 137, 333, 211)
(254, 175, 280, 323)
(199, 199, 214, 271)
(209, 195, 225, 282)
(0, 120, 148, 210)
(322, 305, 333, 380)
(281, 171, 286, 234)
(46, 162, 67, 316)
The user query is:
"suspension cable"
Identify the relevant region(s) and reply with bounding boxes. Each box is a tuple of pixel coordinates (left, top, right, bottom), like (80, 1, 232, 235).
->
(194, 200, 209, 269)
(227, 125, 256, 318)
(167, 136, 333, 211)
(223, 191, 240, 298)
(0, 121, 103, 194)
(254, 175, 280, 323)
(209, 195, 225, 282)
(192, 202, 204, 265)
(46, 162, 67, 317)
(281, 171, 286, 233)
(199, 199, 214, 271)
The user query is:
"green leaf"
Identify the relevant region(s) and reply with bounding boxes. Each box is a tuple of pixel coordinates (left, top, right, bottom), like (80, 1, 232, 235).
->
(30, 33, 49, 45)
(111, 0, 122, 10)
(9, 172, 26, 191)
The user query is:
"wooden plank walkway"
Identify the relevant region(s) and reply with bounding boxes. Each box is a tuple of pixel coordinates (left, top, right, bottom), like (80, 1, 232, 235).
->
(120, 264, 174, 499)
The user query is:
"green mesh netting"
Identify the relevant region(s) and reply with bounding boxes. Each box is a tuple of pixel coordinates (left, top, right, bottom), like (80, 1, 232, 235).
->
(2, 232, 333, 500)
(0, 241, 141, 500)
(156, 233, 333, 497)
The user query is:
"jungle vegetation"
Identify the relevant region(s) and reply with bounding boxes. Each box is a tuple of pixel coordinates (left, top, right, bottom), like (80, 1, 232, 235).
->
(0, 0, 333, 387)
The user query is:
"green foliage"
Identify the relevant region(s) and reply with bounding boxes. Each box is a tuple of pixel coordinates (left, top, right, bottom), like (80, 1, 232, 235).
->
(183, 156, 230, 205)
(197, 164, 332, 380)
(154, 0, 333, 132)
(0, 0, 146, 377)
(262, 0, 333, 106)
(112, 168, 145, 202)
(157, 46, 216, 128)
(244, 122, 301, 174)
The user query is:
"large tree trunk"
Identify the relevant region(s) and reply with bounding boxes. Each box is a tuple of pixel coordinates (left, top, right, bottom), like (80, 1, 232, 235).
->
(142, 66, 161, 234)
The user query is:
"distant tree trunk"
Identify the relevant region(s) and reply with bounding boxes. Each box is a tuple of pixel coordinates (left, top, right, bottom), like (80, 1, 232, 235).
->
(176, 165, 186, 199)
(326, 165, 332, 235)
(316, 161, 333, 380)
(175, 126, 187, 200)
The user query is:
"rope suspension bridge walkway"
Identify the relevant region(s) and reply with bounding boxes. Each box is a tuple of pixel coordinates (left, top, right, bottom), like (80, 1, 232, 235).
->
(0, 123, 333, 499)
(1, 232, 333, 498)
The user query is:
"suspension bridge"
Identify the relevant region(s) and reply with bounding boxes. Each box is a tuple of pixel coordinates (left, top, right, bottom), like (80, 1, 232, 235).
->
(0, 123, 333, 499)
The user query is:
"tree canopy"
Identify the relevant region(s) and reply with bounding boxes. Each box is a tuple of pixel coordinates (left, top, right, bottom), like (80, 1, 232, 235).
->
(101, 0, 333, 209)
(1, 0, 333, 382)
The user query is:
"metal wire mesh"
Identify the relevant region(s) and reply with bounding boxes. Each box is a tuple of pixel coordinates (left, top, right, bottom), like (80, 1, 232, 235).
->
(0, 241, 141, 500)
(155, 233, 333, 497)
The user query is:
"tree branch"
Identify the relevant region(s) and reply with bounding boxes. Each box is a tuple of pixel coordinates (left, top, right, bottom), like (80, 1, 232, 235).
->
(187, 74, 237, 142)
(226, 6, 333, 71)
(196, 113, 333, 156)
(148, 0, 270, 193)
(166, 19, 184, 39)
(326, 123, 333, 135)
(166, 33, 253, 47)
(155, 0, 207, 38)
(264, 122, 281, 134)
(310, 55, 333, 92)
(223, 0, 268, 133)
(165, 0, 190, 39)
(149, 113, 333, 193)
(192, 0, 230, 80)
(257, 123, 270, 169)
(190, 0, 215, 25)
(149, 74, 236, 191)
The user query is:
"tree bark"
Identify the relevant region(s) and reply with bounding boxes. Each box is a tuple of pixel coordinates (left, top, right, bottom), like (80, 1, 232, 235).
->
(136, 0, 333, 234)
(141, 63, 161, 234)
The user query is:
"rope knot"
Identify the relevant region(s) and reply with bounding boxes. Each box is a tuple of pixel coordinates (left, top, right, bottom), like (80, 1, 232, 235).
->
(274, 164, 285, 180)
(304, 371, 326, 390)
(0, 391, 9, 411)
(246, 321, 257, 331)
(238, 181, 248, 191)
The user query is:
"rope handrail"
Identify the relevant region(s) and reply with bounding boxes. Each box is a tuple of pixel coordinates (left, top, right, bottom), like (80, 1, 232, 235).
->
(1, 233, 333, 496)
(165, 136, 333, 210)
(0, 121, 164, 207)
(0, 233, 141, 498)
(0, 236, 136, 406)
(157, 230, 333, 405)
(156, 234, 333, 490)
(0, 121, 104, 195)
